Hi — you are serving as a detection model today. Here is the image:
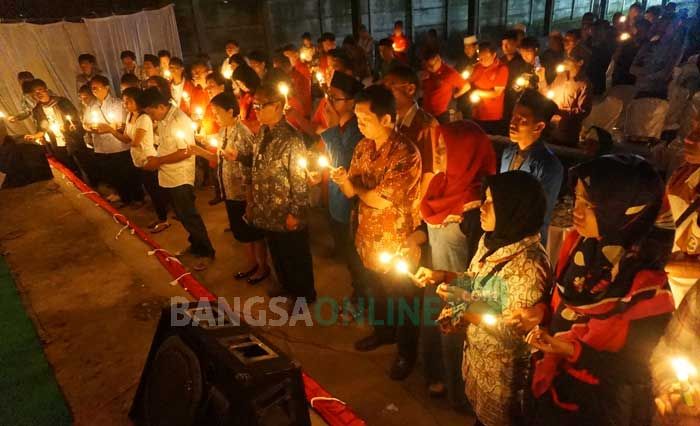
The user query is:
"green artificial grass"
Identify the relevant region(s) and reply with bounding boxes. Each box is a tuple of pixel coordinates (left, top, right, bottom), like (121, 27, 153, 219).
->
(0, 257, 72, 426)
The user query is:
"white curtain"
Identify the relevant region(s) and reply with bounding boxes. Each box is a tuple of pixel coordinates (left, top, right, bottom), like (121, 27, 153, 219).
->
(85, 4, 182, 94)
(0, 4, 181, 136)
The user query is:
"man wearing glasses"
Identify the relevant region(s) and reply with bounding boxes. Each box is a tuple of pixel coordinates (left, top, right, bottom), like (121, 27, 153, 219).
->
(248, 84, 316, 306)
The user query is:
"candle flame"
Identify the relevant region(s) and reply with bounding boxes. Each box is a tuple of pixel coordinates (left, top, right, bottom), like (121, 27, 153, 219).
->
(556, 64, 566, 74)
(672, 357, 697, 382)
(546, 90, 555, 99)
(65, 115, 72, 121)
(379, 252, 393, 264)
(175, 130, 185, 140)
(315, 71, 324, 84)
(469, 92, 481, 104)
(515, 76, 528, 87)
(461, 70, 471, 80)
(278, 82, 290, 97)
(163, 69, 172, 79)
(90, 111, 100, 123)
(208, 137, 219, 147)
(190, 122, 198, 131)
(194, 106, 204, 117)
(297, 157, 308, 169)
(182, 91, 190, 101)
(395, 259, 410, 275)
(619, 32, 631, 41)
(0, 111, 5, 118)
(222, 69, 233, 79)
(317, 155, 330, 169)
(482, 314, 498, 326)
(619, 15, 627, 23)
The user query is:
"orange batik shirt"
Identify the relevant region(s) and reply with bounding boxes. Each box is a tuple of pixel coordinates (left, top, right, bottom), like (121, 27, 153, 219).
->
(348, 131, 422, 272)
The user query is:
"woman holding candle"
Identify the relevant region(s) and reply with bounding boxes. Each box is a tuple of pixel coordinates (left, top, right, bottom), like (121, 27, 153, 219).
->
(191, 93, 270, 283)
(418, 120, 496, 405)
(523, 155, 675, 426)
(414, 170, 551, 426)
(232, 65, 261, 133)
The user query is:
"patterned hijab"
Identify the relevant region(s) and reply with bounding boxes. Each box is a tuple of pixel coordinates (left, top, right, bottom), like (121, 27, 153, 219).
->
(559, 155, 665, 306)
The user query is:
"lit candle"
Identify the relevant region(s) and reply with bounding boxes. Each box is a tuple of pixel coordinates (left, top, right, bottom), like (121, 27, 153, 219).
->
(315, 71, 324, 85)
(194, 106, 204, 119)
(469, 92, 481, 104)
(461, 70, 471, 80)
(300, 50, 312, 62)
(0, 111, 6, 119)
(163, 69, 172, 79)
(175, 130, 185, 140)
(482, 314, 498, 326)
(278, 82, 290, 107)
(182, 91, 190, 104)
(190, 122, 198, 132)
(556, 64, 566, 74)
(619, 15, 627, 23)
(546, 90, 555, 100)
(379, 251, 393, 265)
(515, 76, 528, 88)
(317, 155, 331, 169)
(222, 69, 233, 80)
(208, 137, 219, 148)
(65, 115, 73, 126)
(394, 258, 416, 279)
(392, 42, 398, 51)
(619, 32, 631, 42)
(671, 357, 697, 406)
(297, 157, 308, 169)
(90, 111, 100, 125)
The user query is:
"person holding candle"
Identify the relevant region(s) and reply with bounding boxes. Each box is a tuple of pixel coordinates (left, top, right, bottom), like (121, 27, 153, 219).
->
(247, 50, 269, 81)
(7, 71, 38, 125)
(141, 87, 215, 270)
(26, 79, 95, 182)
(120, 73, 140, 93)
(191, 93, 270, 283)
(455, 35, 480, 120)
(249, 83, 315, 304)
(651, 282, 700, 422)
(421, 48, 471, 124)
(168, 57, 193, 112)
(112, 87, 170, 233)
(541, 31, 566, 85)
(537, 46, 592, 146)
(221, 40, 241, 77)
(501, 89, 563, 244)
(232, 64, 261, 133)
(413, 170, 552, 426)
(502, 30, 532, 128)
(120, 50, 144, 81)
(157, 50, 171, 75)
(417, 120, 497, 406)
(318, 72, 365, 300)
(463, 41, 509, 135)
(523, 155, 675, 426)
(188, 60, 212, 120)
(281, 46, 313, 118)
(142, 54, 161, 86)
(299, 32, 317, 65)
(611, 18, 651, 87)
(87, 75, 144, 207)
(376, 38, 401, 81)
(330, 85, 422, 380)
(390, 20, 410, 63)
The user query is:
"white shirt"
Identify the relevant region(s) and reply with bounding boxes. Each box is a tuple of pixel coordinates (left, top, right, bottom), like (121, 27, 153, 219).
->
(89, 94, 129, 154)
(42, 105, 67, 147)
(126, 113, 157, 167)
(156, 106, 196, 188)
(171, 80, 185, 105)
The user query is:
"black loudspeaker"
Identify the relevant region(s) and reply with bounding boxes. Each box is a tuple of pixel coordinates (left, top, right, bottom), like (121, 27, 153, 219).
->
(130, 301, 312, 426)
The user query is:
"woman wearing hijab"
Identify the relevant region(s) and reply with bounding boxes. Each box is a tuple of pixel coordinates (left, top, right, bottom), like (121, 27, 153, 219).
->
(526, 155, 675, 426)
(414, 170, 552, 426)
(419, 120, 497, 404)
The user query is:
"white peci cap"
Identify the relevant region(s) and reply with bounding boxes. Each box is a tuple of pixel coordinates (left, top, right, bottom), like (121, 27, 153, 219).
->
(463, 35, 478, 45)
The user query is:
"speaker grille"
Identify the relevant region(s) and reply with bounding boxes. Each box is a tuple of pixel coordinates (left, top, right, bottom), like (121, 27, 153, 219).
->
(144, 335, 204, 426)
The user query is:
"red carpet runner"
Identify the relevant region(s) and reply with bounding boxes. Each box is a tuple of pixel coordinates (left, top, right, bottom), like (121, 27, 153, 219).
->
(48, 159, 365, 426)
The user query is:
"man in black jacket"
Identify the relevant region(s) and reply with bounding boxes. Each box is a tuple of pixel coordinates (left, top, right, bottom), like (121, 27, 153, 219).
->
(26, 79, 96, 184)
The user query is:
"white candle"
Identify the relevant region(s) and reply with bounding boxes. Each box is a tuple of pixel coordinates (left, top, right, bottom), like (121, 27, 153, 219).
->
(65, 115, 73, 126)
(315, 71, 324, 85)
(194, 106, 204, 119)
(278, 82, 290, 105)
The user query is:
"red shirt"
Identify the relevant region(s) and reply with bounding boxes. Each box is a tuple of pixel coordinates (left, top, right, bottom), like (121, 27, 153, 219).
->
(468, 59, 509, 121)
(421, 63, 466, 117)
(291, 67, 312, 117)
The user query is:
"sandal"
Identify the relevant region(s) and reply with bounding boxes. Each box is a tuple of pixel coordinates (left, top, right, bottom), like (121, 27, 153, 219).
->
(150, 222, 171, 234)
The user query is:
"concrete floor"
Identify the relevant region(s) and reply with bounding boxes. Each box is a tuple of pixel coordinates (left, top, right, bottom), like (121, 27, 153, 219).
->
(0, 171, 472, 426)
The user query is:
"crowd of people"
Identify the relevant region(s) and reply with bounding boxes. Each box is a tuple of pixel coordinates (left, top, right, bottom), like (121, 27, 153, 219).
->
(4, 2, 700, 425)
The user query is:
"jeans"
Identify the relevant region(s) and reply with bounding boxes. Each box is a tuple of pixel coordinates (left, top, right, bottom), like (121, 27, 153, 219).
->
(167, 184, 215, 258)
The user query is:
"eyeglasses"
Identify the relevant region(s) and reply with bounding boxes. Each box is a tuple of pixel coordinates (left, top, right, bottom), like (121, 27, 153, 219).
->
(327, 95, 353, 103)
(252, 100, 280, 111)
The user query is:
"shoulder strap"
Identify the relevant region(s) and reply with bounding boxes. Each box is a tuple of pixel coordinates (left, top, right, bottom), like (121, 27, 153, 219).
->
(675, 195, 700, 228)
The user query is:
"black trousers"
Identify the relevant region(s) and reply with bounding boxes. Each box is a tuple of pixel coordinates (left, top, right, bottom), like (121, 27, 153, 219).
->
(49, 145, 80, 176)
(265, 228, 316, 301)
(328, 217, 365, 297)
(141, 170, 169, 221)
(167, 184, 215, 258)
(362, 268, 423, 361)
(94, 151, 143, 204)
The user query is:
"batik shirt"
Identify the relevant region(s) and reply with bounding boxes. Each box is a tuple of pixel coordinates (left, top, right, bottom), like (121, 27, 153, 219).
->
(250, 120, 309, 232)
(218, 121, 255, 201)
(348, 131, 421, 272)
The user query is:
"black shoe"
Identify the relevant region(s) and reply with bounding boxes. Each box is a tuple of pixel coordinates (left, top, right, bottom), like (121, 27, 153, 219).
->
(234, 265, 258, 280)
(208, 197, 223, 206)
(389, 356, 415, 381)
(354, 333, 394, 352)
(247, 268, 270, 285)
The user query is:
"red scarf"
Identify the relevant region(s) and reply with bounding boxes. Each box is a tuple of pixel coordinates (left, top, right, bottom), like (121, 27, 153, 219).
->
(420, 121, 496, 225)
(532, 230, 675, 401)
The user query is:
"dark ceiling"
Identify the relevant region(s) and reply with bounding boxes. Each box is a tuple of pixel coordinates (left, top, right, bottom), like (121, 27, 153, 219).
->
(0, 0, 171, 22)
